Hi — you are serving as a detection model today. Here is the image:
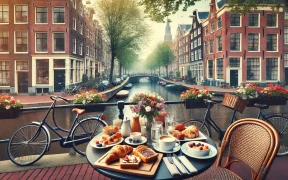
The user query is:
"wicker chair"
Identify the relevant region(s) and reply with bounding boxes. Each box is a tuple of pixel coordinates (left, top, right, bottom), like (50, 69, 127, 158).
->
(192, 118, 280, 180)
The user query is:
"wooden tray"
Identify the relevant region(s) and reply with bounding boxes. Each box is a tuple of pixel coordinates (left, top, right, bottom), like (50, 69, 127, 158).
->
(94, 150, 163, 178)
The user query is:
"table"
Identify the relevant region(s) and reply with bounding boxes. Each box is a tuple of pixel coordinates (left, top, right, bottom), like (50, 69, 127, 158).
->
(86, 137, 217, 180)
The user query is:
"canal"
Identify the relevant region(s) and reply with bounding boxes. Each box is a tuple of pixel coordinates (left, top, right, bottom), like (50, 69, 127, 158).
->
(0, 78, 286, 161)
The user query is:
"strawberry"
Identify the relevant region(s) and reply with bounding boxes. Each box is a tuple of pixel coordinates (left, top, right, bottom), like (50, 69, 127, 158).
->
(115, 132, 122, 138)
(177, 133, 185, 140)
(96, 141, 99, 144)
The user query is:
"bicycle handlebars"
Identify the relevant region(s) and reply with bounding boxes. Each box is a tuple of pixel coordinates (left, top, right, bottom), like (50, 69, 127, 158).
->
(50, 96, 70, 103)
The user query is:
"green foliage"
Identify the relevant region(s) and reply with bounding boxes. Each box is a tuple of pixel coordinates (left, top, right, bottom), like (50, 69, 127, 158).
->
(140, 0, 285, 22)
(82, 74, 88, 83)
(176, 71, 181, 78)
(187, 69, 192, 79)
(169, 71, 174, 76)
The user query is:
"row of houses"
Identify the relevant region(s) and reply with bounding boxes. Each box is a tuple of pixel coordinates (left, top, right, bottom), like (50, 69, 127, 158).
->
(0, 0, 114, 95)
(166, 0, 288, 87)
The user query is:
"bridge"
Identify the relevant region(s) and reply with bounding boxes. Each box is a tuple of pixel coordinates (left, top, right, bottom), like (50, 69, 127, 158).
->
(128, 73, 160, 83)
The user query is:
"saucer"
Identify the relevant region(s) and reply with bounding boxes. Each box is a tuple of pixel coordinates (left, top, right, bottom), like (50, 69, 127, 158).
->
(181, 142, 217, 159)
(152, 142, 181, 153)
(124, 136, 147, 145)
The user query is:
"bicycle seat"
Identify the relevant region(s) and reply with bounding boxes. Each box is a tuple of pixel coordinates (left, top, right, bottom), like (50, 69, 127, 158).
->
(254, 103, 269, 109)
(72, 108, 85, 115)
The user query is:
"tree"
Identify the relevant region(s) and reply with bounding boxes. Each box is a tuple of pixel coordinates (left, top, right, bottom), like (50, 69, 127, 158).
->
(97, 0, 148, 86)
(155, 42, 175, 77)
(139, 0, 286, 22)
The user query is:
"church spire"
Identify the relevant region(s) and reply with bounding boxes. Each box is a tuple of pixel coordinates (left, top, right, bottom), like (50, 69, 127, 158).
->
(164, 18, 172, 42)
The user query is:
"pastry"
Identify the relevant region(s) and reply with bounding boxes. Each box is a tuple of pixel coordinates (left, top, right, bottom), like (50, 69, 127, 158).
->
(175, 124, 186, 131)
(170, 130, 181, 138)
(133, 145, 158, 163)
(103, 145, 133, 164)
(182, 125, 199, 139)
(103, 126, 119, 135)
(120, 155, 141, 169)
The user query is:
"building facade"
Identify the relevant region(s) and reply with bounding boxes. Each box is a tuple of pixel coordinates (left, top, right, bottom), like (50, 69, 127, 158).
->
(284, 10, 288, 84)
(202, 0, 284, 87)
(189, 10, 208, 84)
(0, 0, 105, 94)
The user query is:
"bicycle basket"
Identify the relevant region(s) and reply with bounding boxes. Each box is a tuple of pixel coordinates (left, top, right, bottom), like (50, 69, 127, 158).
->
(222, 93, 248, 113)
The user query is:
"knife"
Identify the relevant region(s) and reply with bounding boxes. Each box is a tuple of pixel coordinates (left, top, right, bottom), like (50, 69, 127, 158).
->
(173, 154, 191, 174)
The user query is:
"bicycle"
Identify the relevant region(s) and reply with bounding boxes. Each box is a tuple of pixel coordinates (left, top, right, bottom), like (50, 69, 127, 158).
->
(7, 96, 107, 166)
(61, 85, 82, 96)
(183, 100, 288, 156)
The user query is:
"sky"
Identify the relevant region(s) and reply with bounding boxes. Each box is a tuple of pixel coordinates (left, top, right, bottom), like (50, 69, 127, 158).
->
(90, 0, 211, 61)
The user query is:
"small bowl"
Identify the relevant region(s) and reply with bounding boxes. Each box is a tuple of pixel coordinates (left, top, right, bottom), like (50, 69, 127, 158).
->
(187, 141, 210, 157)
(130, 132, 141, 140)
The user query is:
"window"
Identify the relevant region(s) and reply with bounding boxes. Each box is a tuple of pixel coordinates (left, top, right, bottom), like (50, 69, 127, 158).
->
(198, 49, 202, 60)
(87, 28, 89, 38)
(266, 58, 278, 80)
(194, 30, 197, 37)
(208, 60, 213, 78)
(218, 18, 222, 29)
(15, 31, 28, 52)
(230, 13, 240, 26)
(198, 27, 201, 35)
(191, 51, 194, 61)
(36, 60, 49, 84)
(284, 53, 288, 67)
(229, 58, 240, 67)
(267, 14, 277, 27)
(16, 61, 28, 71)
(209, 40, 213, 54)
(248, 33, 259, 51)
(73, 17, 76, 30)
(53, 33, 65, 52)
(0, 61, 9, 85)
(186, 45, 188, 52)
(194, 40, 197, 48)
(70, 59, 74, 83)
(0, 5, 9, 23)
(54, 59, 65, 68)
(285, 12, 288, 19)
(53, 7, 65, 23)
(190, 33, 193, 39)
(73, 0, 76, 9)
(211, 22, 215, 32)
(247, 58, 260, 80)
(216, 58, 223, 79)
(205, 42, 208, 55)
(80, 22, 83, 34)
(0, 31, 8, 52)
(217, 36, 222, 52)
(72, 37, 76, 54)
(267, 34, 277, 51)
(36, 33, 47, 52)
(15, 5, 28, 23)
(248, 14, 259, 27)
(205, 26, 208, 35)
(230, 33, 240, 51)
(36, 7, 47, 23)
(195, 50, 198, 60)
(79, 41, 83, 55)
(285, 27, 288, 44)
(191, 42, 193, 49)
(198, 37, 201, 46)
(193, 23, 196, 29)
(86, 46, 89, 55)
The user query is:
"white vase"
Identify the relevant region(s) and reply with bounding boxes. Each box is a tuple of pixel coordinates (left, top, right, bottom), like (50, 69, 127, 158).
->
(121, 118, 131, 137)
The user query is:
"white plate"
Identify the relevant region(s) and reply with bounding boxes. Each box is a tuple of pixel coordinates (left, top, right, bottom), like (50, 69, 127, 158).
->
(181, 141, 218, 159)
(89, 135, 124, 149)
(168, 131, 208, 141)
(124, 136, 147, 145)
(153, 142, 181, 153)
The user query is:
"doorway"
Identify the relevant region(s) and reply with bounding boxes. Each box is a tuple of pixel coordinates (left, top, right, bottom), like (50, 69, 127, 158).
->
(285, 68, 288, 85)
(18, 72, 28, 93)
(230, 70, 238, 87)
(54, 70, 65, 92)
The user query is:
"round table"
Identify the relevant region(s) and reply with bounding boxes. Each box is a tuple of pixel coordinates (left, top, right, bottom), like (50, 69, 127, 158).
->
(86, 137, 217, 180)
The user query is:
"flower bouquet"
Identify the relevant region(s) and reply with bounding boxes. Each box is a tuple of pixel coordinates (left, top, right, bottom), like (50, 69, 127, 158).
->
(236, 82, 260, 100)
(130, 91, 166, 131)
(180, 87, 213, 109)
(0, 95, 22, 119)
(73, 90, 106, 112)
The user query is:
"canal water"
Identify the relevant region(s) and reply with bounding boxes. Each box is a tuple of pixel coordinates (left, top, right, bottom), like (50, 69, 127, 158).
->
(0, 78, 286, 161)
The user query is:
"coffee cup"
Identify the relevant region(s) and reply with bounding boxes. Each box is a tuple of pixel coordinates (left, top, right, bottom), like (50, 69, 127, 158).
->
(158, 135, 180, 151)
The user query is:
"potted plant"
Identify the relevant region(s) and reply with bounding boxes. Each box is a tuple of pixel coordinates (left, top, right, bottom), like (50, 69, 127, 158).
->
(0, 95, 23, 119)
(180, 87, 213, 109)
(73, 90, 106, 112)
(255, 83, 288, 106)
(130, 91, 166, 132)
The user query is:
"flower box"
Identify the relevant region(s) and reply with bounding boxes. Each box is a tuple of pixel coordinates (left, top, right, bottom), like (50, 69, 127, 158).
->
(185, 99, 207, 109)
(249, 97, 287, 106)
(73, 104, 105, 112)
(0, 108, 22, 119)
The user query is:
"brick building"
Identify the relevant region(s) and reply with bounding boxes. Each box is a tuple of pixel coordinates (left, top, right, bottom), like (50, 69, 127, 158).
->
(284, 10, 288, 84)
(202, 0, 284, 87)
(0, 0, 105, 94)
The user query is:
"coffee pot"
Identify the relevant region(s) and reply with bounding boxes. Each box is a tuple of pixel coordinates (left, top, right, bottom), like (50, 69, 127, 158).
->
(121, 117, 131, 137)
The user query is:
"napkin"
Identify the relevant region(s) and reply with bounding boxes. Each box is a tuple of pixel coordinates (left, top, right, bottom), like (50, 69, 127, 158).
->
(179, 156, 198, 173)
(163, 157, 189, 176)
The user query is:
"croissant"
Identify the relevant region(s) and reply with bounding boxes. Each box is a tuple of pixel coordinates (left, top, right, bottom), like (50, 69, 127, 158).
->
(103, 126, 119, 135)
(182, 125, 199, 138)
(104, 145, 133, 164)
(170, 130, 181, 138)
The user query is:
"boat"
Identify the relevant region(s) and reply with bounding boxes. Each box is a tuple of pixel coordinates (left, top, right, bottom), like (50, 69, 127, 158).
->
(124, 83, 132, 89)
(165, 84, 186, 91)
(159, 81, 166, 86)
(116, 90, 129, 98)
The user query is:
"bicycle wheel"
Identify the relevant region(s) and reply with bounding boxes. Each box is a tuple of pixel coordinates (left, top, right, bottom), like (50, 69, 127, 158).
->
(183, 119, 211, 137)
(7, 124, 49, 166)
(266, 115, 288, 156)
(71, 118, 106, 156)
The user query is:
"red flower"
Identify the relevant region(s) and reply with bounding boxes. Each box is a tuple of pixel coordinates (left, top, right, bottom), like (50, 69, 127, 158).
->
(10, 99, 16, 104)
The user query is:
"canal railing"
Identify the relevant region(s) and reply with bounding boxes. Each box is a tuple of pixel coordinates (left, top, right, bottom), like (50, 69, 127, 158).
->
(0, 100, 185, 144)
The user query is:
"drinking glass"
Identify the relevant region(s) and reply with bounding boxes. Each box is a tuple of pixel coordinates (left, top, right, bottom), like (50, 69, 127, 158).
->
(165, 116, 176, 133)
(151, 126, 162, 143)
(152, 121, 164, 135)
(113, 119, 122, 129)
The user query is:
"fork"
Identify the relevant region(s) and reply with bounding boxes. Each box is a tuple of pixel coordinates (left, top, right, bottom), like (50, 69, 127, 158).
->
(167, 154, 182, 175)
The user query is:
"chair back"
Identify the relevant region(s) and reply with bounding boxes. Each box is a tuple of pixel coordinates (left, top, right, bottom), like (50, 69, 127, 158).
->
(215, 118, 279, 180)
